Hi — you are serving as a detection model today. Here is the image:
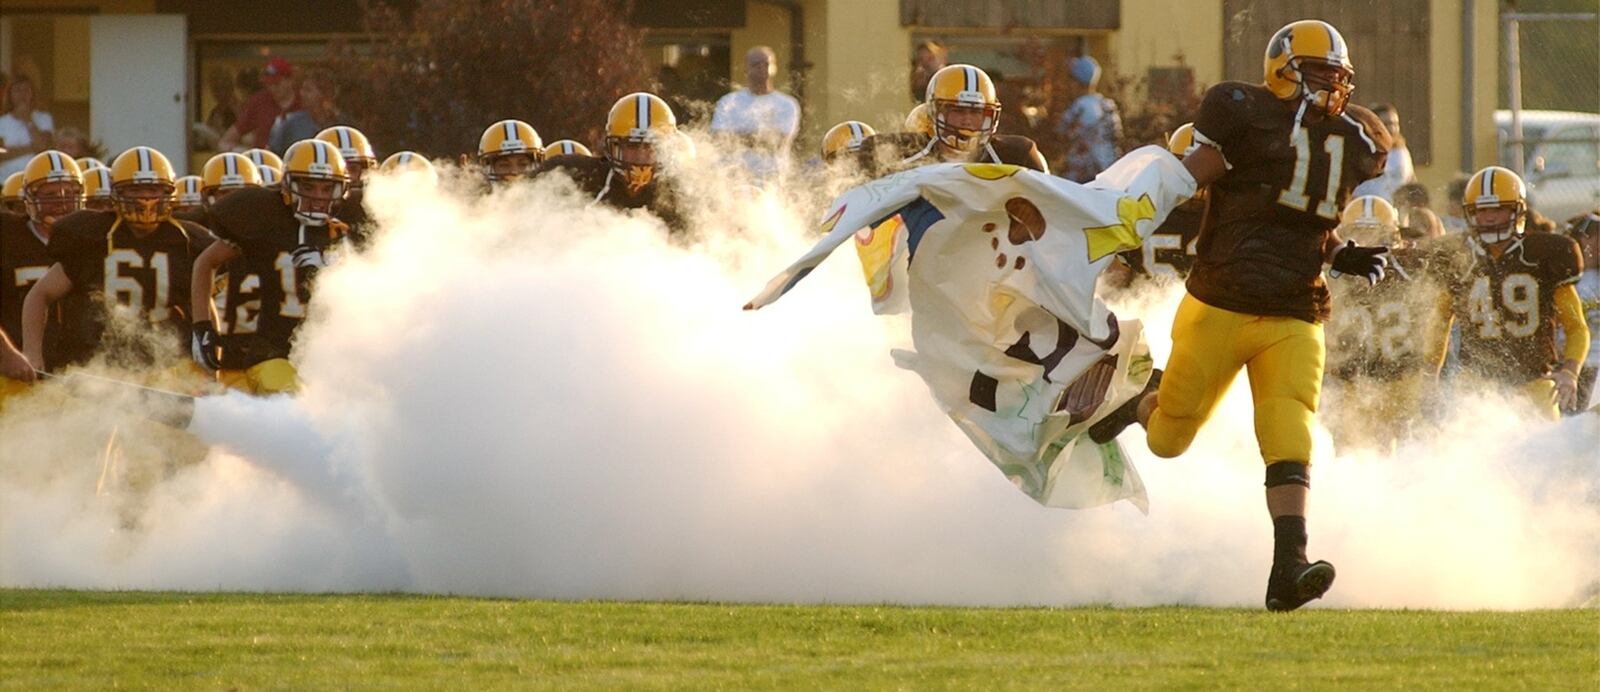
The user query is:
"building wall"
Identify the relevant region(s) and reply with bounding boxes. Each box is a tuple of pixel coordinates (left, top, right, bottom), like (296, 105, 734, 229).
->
(805, 0, 911, 150)
(1420, 0, 1501, 192)
(1113, 0, 1224, 87)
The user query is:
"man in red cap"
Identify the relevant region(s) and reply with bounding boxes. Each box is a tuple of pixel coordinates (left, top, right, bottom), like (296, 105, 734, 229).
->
(219, 57, 299, 152)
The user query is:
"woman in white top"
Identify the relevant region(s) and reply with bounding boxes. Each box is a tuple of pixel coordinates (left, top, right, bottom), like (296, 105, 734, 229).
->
(0, 76, 54, 178)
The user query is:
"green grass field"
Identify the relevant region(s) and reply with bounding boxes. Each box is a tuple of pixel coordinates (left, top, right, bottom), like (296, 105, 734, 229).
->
(2, 590, 1595, 689)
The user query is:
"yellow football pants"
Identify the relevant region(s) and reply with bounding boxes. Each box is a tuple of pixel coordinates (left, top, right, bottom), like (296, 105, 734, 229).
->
(1147, 294, 1325, 464)
(0, 376, 31, 412)
(217, 358, 300, 395)
(1520, 378, 1560, 422)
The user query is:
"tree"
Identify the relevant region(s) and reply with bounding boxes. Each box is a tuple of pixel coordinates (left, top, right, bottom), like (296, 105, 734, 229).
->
(328, 0, 651, 158)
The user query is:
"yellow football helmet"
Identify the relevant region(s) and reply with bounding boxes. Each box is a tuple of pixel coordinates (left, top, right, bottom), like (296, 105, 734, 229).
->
(243, 147, 284, 172)
(603, 92, 676, 193)
(478, 119, 543, 182)
(173, 175, 205, 210)
(821, 120, 876, 162)
(925, 64, 1001, 153)
(1263, 20, 1354, 116)
(1339, 195, 1400, 247)
(543, 139, 593, 158)
(904, 103, 935, 138)
(108, 146, 177, 225)
(202, 152, 262, 207)
(3, 171, 26, 214)
(1463, 165, 1528, 244)
(379, 150, 438, 185)
(75, 156, 106, 172)
(281, 139, 349, 225)
(1167, 123, 1199, 158)
(21, 150, 85, 224)
(315, 125, 377, 187)
(258, 165, 283, 187)
(81, 165, 115, 212)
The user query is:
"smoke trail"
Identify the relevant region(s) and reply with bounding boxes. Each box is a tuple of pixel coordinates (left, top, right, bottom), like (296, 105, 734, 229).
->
(1, 152, 1594, 608)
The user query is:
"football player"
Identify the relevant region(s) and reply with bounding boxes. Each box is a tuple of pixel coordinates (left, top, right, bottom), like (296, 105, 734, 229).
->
(819, 120, 876, 165)
(538, 92, 687, 232)
(243, 148, 284, 173)
(189, 139, 349, 394)
(82, 165, 115, 212)
(1427, 167, 1588, 420)
(1321, 196, 1449, 450)
(543, 140, 593, 159)
(190, 153, 266, 385)
(478, 119, 543, 185)
(1569, 212, 1598, 411)
(21, 147, 215, 373)
(379, 150, 438, 184)
(173, 175, 205, 216)
(2, 151, 83, 389)
(854, 65, 1047, 175)
(315, 126, 378, 247)
(1112, 123, 1206, 284)
(1087, 20, 1392, 611)
(2, 172, 25, 216)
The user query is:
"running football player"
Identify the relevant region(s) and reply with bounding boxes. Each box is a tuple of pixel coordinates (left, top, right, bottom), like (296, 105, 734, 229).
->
(855, 65, 1047, 175)
(2, 151, 82, 390)
(1087, 20, 1393, 611)
(538, 92, 687, 233)
(189, 139, 349, 394)
(21, 147, 216, 372)
(315, 126, 378, 247)
(1427, 166, 1588, 420)
(1321, 195, 1448, 450)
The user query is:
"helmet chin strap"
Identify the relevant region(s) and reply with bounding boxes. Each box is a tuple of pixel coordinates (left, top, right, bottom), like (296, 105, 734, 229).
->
(1290, 97, 1310, 141)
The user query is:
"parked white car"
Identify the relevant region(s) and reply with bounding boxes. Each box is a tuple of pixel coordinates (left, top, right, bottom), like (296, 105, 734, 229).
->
(1495, 110, 1600, 224)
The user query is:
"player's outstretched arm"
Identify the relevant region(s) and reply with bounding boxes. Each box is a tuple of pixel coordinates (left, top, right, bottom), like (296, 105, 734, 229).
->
(1181, 144, 1226, 187)
(1423, 295, 1455, 378)
(20, 264, 71, 372)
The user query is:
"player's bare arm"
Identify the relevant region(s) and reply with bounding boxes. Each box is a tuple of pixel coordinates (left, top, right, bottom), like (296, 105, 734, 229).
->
(19, 263, 71, 371)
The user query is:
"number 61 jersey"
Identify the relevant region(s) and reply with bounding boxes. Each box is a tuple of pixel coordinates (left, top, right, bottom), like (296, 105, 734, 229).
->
(1436, 232, 1583, 383)
(48, 209, 215, 364)
(1185, 82, 1389, 323)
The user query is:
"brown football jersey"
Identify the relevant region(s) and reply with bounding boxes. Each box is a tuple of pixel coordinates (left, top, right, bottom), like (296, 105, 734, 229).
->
(1324, 246, 1448, 381)
(48, 209, 216, 366)
(1184, 82, 1389, 323)
(1117, 201, 1204, 280)
(854, 132, 1049, 178)
(0, 211, 72, 367)
(1435, 231, 1584, 384)
(537, 154, 686, 234)
(206, 186, 345, 365)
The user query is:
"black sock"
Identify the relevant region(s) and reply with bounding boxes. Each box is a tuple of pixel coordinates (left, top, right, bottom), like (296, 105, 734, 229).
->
(1273, 515, 1307, 565)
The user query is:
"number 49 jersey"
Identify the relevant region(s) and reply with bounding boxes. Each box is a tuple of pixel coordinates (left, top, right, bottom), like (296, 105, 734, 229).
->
(1185, 81, 1389, 323)
(1436, 232, 1584, 383)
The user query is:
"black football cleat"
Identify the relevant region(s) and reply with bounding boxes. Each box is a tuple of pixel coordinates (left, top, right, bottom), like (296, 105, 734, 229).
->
(1265, 560, 1336, 612)
(1087, 368, 1161, 444)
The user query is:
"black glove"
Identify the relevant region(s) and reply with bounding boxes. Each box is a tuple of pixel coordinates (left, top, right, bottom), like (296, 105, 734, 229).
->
(1328, 240, 1390, 286)
(191, 320, 221, 371)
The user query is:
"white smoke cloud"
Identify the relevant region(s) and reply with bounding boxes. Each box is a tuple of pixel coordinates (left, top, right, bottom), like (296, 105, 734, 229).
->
(1, 156, 1594, 609)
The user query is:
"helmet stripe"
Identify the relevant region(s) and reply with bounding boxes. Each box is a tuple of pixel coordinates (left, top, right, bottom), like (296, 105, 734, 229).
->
(48, 151, 62, 172)
(1482, 169, 1494, 197)
(504, 121, 516, 144)
(964, 66, 976, 92)
(1363, 196, 1373, 217)
(338, 128, 352, 149)
(225, 155, 237, 176)
(849, 122, 863, 139)
(138, 147, 151, 173)
(637, 94, 650, 129)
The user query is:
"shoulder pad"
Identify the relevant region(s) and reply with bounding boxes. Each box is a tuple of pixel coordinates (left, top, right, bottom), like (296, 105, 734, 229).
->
(1340, 105, 1392, 154)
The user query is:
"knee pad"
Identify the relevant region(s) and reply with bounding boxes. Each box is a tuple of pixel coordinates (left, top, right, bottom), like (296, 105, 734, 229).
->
(1265, 461, 1310, 488)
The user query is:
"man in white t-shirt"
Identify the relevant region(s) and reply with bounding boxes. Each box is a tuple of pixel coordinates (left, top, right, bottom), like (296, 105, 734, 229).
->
(0, 77, 56, 178)
(710, 46, 800, 184)
(1350, 103, 1415, 201)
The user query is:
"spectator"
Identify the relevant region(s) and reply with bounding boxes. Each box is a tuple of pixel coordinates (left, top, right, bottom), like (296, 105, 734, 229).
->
(0, 76, 54, 177)
(1441, 174, 1470, 233)
(709, 46, 800, 183)
(205, 66, 241, 135)
(1055, 56, 1122, 183)
(1351, 103, 1415, 200)
(219, 57, 298, 152)
(910, 40, 948, 104)
(52, 127, 93, 160)
(1393, 182, 1443, 240)
(268, 68, 347, 155)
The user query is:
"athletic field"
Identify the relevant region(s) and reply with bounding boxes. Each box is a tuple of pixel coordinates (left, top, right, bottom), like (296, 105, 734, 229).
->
(2, 590, 1594, 688)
